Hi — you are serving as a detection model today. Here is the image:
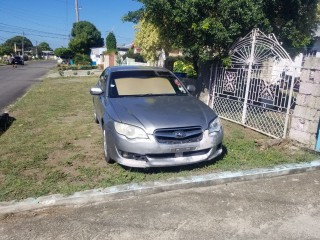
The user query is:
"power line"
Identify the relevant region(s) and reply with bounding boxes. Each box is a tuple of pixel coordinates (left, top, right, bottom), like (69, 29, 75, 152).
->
(0, 29, 69, 40)
(0, 23, 69, 37)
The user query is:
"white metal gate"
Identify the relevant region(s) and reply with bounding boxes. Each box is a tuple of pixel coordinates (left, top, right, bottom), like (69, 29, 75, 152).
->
(208, 29, 301, 138)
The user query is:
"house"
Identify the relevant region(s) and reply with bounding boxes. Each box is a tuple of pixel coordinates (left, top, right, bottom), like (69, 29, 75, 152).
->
(90, 47, 106, 66)
(90, 46, 130, 68)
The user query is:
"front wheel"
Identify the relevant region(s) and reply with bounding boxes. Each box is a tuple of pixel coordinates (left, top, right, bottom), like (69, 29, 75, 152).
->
(103, 128, 115, 164)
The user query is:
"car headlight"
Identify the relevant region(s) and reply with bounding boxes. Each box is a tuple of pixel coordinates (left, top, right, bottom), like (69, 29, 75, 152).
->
(208, 117, 221, 134)
(114, 122, 148, 139)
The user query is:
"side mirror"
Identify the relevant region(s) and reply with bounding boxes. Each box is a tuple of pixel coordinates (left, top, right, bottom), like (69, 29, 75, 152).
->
(187, 85, 196, 93)
(90, 87, 103, 95)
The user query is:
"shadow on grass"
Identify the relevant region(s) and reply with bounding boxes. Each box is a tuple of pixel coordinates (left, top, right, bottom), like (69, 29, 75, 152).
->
(122, 145, 228, 174)
(0, 113, 16, 136)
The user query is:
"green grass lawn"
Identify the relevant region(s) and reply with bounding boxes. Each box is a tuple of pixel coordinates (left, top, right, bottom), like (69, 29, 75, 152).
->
(0, 76, 318, 202)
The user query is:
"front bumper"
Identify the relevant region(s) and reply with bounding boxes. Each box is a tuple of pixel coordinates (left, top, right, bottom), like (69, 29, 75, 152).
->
(108, 128, 223, 168)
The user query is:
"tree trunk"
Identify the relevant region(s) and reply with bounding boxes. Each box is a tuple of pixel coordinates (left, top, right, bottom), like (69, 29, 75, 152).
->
(192, 56, 202, 98)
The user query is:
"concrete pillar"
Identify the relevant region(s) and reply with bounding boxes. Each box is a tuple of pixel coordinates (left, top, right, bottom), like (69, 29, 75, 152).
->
(289, 57, 320, 150)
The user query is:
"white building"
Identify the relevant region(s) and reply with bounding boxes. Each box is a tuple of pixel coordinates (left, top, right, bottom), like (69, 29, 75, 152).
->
(90, 47, 106, 66)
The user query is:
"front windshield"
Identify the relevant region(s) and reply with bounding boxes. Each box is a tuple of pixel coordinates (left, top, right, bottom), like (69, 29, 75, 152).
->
(108, 71, 188, 98)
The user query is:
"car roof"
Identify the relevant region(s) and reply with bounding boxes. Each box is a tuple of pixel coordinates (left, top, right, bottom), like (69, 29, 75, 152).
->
(108, 66, 170, 73)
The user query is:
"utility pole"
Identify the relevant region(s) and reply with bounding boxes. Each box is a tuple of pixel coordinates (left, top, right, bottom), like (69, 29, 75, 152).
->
(35, 41, 38, 59)
(75, 0, 79, 22)
(22, 32, 24, 56)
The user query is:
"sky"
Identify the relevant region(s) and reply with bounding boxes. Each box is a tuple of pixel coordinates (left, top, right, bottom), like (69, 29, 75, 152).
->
(0, 0, 143, 50)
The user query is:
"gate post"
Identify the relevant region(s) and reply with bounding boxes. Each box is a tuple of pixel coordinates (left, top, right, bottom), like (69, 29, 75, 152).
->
(283, 69, 296, 138)
(241, 29, 257, 125)
(289, 57, 320, 149)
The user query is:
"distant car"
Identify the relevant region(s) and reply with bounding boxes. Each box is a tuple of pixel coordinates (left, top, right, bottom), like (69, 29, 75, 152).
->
(14, 56, 24, 65)
(90, 66, 224, 168)
(7, 56, 24, 65)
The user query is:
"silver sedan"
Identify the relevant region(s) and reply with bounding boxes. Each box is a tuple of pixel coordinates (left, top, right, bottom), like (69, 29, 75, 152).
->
(90, 66, 223, 168)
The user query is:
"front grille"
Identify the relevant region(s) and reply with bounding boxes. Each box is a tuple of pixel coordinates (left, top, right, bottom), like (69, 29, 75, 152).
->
(154, 126, 203, 144)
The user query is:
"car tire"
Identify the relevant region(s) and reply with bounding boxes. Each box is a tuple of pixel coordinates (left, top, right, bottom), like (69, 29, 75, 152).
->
(103, 128, 115, 164)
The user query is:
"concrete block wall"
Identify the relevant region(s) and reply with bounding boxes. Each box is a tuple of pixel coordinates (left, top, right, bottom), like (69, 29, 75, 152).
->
(289, 57, 320, 150)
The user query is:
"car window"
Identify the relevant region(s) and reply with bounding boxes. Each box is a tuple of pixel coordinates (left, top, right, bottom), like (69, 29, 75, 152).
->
(108, 71, 188, 98)
(115, 77, 176, 95)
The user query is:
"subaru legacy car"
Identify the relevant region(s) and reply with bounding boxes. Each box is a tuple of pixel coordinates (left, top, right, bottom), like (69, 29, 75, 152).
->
(90, 66, 223, 168)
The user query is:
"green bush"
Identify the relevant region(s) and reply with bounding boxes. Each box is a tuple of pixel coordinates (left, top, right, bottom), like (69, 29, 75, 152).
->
(74, 54, 92, 65)
(70, 65, 78, 70)
(59, 65, 67, 71)
(173, 60, 197, 78)
(79, 65, 92, 70)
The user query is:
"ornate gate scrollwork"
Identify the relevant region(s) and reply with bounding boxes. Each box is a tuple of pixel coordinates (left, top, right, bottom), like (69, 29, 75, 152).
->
(209, 29, 300, 138)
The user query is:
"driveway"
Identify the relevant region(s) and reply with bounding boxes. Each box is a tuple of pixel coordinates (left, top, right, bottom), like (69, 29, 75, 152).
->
(0, 60, 56, 111)
(1, 170, 319, 240)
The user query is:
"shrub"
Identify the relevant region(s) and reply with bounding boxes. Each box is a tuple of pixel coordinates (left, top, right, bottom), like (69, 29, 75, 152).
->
(59, 65, 67, 71)
(173, 60, 197, 78)
(79, 65, 92, 70)
(70, 65, 78, 70)
(74, 54, 92, 65)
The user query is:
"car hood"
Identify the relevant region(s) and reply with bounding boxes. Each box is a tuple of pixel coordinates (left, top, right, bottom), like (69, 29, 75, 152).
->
(110, 96, 217, 134)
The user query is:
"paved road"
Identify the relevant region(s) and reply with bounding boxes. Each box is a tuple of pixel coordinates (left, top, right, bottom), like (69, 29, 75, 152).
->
(0, 170, 319, 240)
(0, 60, 56, 111)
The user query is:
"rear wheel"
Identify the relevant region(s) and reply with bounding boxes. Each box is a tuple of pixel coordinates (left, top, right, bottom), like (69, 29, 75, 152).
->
(103, 128, 115, 164)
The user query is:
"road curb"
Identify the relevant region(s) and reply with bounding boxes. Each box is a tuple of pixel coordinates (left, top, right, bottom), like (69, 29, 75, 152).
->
(1, 160, 320, 215)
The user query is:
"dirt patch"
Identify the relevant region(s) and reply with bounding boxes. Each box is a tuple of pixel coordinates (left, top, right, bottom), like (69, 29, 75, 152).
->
(254, 138, 307, 155)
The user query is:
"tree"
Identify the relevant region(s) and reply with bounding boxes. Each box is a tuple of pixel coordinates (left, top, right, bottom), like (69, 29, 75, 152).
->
(134, 18, 171, 64)
(123, 48, 146, 63)
(106, 32, 117, 53)
(68, 21, 104, 55)
(54, 47, 73, 59)
(262, 0, 319, 55)
(124, 1, 267, 76)
(3, 35, 33, 51)
(124, 0, 319, 78)
(38, 42, 52, 51)
(74, 53, 92, 65)
(0, 44, 13, 56)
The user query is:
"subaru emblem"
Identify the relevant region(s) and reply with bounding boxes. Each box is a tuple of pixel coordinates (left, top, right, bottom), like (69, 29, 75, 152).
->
(174, 131, 186, 138)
